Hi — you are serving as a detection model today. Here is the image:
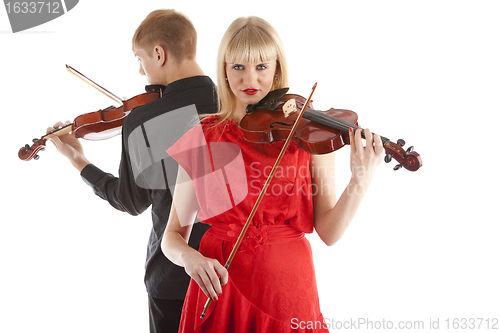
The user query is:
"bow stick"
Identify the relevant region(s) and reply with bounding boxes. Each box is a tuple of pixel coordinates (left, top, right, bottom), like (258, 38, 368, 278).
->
(200, 82, 318, 319)
(66, 65, 124, 105)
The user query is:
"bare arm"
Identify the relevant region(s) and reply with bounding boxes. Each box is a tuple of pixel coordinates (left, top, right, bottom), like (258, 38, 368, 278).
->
(161, 166, 228, 300)
(312, 128, 384, 246)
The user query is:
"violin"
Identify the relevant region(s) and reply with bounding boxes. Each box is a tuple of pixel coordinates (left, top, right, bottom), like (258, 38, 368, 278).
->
(18, 66, 163, 161)
(239, 88, 422, 171)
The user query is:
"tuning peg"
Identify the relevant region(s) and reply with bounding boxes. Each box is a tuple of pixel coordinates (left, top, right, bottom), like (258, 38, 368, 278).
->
(397, 139, 405, 147)
(393, 163, 403, 171)
(384, 153, 394, 163)
(32, 138, 39, 143)
(406, 146, 414, 153)
(34, 155, 40, 160)
(24, 144, 31, 151)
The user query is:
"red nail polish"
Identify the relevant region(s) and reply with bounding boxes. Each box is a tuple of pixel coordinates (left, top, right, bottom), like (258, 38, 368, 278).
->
(349, 127, 353, 133)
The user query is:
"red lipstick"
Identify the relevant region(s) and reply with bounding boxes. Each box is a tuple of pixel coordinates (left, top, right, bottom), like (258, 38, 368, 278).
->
(243, 89, 258, 95)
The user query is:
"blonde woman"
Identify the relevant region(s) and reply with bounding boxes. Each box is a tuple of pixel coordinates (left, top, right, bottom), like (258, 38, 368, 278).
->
(162, 16, 384, 332)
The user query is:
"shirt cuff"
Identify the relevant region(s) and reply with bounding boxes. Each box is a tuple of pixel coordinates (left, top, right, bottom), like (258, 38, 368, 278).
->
(80, 164, 107, 186)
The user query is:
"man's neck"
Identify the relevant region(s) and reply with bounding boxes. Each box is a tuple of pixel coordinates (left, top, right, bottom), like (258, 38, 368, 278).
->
(163, 59, 204, 85)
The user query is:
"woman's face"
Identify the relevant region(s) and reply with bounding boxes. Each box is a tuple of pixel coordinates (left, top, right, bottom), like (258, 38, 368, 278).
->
(226, 60, 277, 113)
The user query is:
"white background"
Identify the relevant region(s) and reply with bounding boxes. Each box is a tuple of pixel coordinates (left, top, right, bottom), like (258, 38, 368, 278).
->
(1, 1, 499, 332)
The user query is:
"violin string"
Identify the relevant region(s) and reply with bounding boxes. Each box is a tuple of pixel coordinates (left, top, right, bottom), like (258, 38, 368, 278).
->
(40, 123, 73, 139)
(304, 108, 353, 129)
(303, 108, 390, 144)
(303, 109, 359, 134)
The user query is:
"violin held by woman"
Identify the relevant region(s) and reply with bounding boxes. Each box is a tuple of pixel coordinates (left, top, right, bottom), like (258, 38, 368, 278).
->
(240, 87, 422, 172)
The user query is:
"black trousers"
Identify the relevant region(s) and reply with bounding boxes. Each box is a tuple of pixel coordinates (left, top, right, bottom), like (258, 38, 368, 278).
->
(148, 295, 184, 333)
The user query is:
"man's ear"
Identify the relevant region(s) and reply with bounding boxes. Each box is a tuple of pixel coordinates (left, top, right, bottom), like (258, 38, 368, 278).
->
(154, 45, 167, 66)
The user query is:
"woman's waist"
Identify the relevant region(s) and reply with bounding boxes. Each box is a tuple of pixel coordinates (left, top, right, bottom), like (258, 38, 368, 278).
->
(206, 222, 304, 252)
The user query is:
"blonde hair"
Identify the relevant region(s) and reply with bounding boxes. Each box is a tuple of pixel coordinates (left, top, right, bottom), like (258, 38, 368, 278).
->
(208, 16, 289, 126)
(132, 9, 197, 61)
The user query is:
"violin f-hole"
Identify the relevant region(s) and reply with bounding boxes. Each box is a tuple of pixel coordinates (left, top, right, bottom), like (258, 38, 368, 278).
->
(270, 120, 295, 128)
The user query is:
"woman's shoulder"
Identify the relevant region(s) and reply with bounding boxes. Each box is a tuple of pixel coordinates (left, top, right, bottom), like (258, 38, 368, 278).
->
(199, 115, 240, 134)
(200, 114, 219, 125)
(200, 115, 236, 126)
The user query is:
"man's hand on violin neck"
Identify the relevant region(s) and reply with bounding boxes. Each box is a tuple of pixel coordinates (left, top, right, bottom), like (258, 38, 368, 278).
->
(46, 121, 90, 172)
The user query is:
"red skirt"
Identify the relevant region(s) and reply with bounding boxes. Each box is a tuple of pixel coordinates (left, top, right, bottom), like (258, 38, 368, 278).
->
(179, 224, 329, 333)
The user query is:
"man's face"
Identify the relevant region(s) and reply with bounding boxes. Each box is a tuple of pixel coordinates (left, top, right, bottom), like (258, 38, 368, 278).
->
(135, 47, 161, 85)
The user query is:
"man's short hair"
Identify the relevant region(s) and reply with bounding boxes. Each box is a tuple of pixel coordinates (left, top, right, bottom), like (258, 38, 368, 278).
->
(132, 9, 197, 61)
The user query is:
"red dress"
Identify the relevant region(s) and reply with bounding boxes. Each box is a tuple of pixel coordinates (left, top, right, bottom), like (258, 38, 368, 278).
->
(167, 117, 329, 332)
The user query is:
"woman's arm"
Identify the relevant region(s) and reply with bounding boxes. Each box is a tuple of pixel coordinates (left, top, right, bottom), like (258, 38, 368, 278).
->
(312, 128, 384, 246)
(161, 166, 228, 300)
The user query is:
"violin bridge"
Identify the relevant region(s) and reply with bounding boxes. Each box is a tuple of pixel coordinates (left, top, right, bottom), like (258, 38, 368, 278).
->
(282, 99, 297, 118)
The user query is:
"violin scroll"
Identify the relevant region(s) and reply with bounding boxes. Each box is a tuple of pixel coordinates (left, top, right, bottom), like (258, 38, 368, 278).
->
(383, 139, 422, 172)
(18, 122, 73, 161)
(18, 138, 47, 161)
